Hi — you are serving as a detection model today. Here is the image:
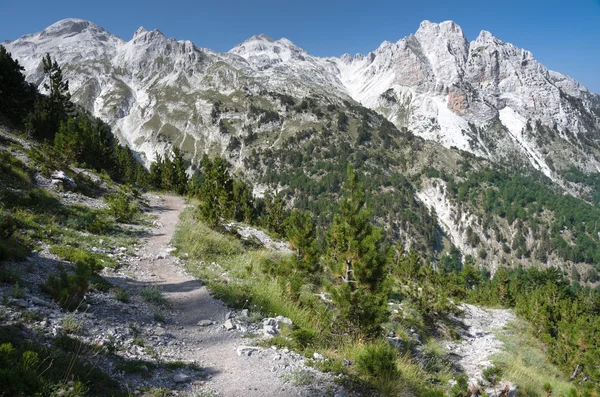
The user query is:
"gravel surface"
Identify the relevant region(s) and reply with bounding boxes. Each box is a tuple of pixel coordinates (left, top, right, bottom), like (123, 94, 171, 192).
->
(444, 303, 516, 390)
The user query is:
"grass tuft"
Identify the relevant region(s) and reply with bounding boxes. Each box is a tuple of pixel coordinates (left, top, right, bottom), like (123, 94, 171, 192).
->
(140, 286, 166, 305)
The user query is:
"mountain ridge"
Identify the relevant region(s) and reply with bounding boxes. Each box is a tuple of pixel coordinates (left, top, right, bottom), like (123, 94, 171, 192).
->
(4, 18, 600, 184)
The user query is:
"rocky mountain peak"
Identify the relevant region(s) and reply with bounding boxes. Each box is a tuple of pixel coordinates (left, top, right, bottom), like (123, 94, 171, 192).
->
(133, 26, 148, 38)
(40, 18, 105, 38)
(473, 29, 496, 44)
(130, 27, 167, 45)
(414, 20, 469, 85)
(230, 34, 302, 56)
(416, 20, 464, 37)
(247, 33, 275, 43)
(339, 53, 359, 64)
(228, 34, 310, 74)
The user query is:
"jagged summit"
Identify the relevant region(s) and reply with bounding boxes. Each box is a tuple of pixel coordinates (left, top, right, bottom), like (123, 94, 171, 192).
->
(133, 26, 148, 37)
(474, 29, 496, 43)
(416, 20, 465, 37)
(130, 26, 167, 45)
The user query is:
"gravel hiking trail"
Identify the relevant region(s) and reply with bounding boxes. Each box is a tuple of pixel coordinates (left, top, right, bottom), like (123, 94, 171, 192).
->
(138, 195, 344, 396)
(443, 303, 516, 386)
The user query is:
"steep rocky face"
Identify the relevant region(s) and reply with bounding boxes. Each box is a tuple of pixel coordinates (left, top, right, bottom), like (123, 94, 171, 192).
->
(4, 18, 600, 178)
(335, 21, 600, 180)
(228, 34, 347, 97)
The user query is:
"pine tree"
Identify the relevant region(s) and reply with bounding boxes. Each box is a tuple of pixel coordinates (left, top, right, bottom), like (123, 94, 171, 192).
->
(54, 117, 85, 163)
(0, 45, 33, 125)
(287, 210, 320, 273)
(197, 155, 234, 226)
(263, 192, 288, 237)
(84, 116, 115, 171)
(42, 53, 71, 111)
(162, 154, 174, 191)
(328, 165, 387, 291)
(113, 144, 149, 186)
(170, 147, 189, 195)
(26, 54, 71, 140)
(327, 165, 389, 336)
(150, 154, 164, 189)
(232, 180, 255, 223)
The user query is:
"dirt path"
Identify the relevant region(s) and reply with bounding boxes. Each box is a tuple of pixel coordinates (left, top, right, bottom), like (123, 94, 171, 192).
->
(138, 195, 341, 396)
(443, 303, 516, 386)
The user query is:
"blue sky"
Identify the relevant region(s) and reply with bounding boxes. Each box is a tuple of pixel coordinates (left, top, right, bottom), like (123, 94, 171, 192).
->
(1, 0, 599, 93)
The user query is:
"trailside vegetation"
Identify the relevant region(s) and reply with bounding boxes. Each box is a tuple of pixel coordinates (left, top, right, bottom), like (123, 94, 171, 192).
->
(149, 147, 189, 195)
(326, 165, 389, 337)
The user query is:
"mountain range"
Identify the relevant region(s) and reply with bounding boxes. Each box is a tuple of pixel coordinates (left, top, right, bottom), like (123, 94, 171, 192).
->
(4, 18, 600, 277)
(4, 18, 600, 179)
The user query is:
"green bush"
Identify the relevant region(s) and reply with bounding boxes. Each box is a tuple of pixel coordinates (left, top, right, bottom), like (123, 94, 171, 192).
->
(0, 212, 29, 262)
(115, 359, 156, 376)
(139, 286, 165, 305)
(90, 274, 112, 292)
(40, 263, 91, 311)
(0, 343, 42, 395)
(292, 327, 316, 349)
(356, 342, 399, 379)
(0, 265, 21, 284)
(50, 244, 117, 270)
(64, 207, 110, 234)
(114, 287, 130, 303)
(50, 245, 103, 272)
(450, 374, 469, 397)
(0, 214, 17, 239)
(0, 324, 122, 396)
(105, 192, 139, 223)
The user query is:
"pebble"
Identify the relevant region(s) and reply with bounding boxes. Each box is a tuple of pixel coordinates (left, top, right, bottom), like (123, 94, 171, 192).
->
(237, 346, 260, 356)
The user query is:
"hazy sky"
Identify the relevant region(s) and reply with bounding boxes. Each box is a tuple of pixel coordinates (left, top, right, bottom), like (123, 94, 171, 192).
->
(1, 0, 599, 93)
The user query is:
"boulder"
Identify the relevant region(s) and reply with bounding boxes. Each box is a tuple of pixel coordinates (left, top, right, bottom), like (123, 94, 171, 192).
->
(260, 316, 292, 337)
(275, 315, 292, 326)
(50, 171, 77, 191)
(30, 297, 53, 307)
(263, 325, 278, 336)
(236, 346, 260, 356)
